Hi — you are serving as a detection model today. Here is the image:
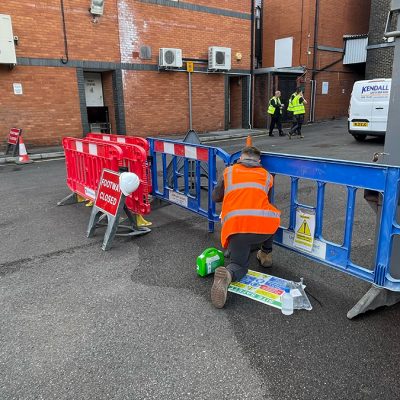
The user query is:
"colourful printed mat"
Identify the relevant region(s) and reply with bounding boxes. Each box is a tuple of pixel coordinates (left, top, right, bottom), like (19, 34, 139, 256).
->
(228, 270, 311, 310)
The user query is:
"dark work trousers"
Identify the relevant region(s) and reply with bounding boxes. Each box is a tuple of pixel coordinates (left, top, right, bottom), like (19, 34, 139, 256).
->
(226, 233, 274, 282)
(290, 114, 305, 135)
(269, 115, 283, 135)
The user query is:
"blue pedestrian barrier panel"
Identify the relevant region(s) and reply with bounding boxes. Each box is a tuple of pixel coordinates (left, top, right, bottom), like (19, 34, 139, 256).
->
(229, 151, 400, 292)
(148, 138, 230, 232)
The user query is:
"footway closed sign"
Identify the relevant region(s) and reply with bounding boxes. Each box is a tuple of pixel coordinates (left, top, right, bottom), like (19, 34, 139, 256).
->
(94, 169, 123, 217)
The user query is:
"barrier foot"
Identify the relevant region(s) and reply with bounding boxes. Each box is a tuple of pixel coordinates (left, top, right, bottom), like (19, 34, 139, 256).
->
(347, 285, 400, 319)
(136, 214, 152, 227)
(57, 193, 86, 206)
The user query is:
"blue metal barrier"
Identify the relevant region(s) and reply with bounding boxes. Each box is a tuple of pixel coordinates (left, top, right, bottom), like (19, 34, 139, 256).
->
(148, 138, 230, 232)
(230, 151, 400, 292)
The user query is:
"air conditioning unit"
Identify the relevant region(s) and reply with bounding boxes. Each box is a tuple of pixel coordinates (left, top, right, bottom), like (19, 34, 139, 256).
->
(159, 48, 183, 68)
(208, 47, 231, 71)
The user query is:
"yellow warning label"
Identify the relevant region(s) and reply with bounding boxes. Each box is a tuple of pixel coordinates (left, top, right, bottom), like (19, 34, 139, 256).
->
(297, 219, 311, 236)
(294, 211, 316, 252)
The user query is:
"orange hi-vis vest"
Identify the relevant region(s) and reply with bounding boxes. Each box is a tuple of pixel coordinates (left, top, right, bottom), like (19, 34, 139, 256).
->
(220, 163, 281, 248)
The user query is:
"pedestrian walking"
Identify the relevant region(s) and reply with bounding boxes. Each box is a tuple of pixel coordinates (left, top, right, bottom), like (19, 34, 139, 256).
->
(210, 146, 281, 308)
(289, 88, 308, 139)
(286, 90, 297, 118)
(267, 91, 285, 137)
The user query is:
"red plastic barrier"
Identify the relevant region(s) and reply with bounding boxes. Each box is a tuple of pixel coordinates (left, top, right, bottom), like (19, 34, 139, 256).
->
(62, 137, 151, 215)
(86, 133, 149, 152)
(63, 137, 123, 201)
(86, 133, 152, 193)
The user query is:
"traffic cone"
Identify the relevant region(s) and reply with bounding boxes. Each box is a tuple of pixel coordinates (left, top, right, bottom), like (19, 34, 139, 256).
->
(246, 134, 253, 147)
(16, 136, 33, 164)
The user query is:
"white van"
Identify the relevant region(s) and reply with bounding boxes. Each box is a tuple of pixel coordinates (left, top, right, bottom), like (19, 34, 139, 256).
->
(348, 78, 391, 141)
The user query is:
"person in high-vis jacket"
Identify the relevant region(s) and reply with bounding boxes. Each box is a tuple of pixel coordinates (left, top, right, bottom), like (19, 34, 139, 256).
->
(289, 88, 308, 138)
(287, 91, 297, 117)
(267, 90, 285, 137)
(210, 146, 281, 308)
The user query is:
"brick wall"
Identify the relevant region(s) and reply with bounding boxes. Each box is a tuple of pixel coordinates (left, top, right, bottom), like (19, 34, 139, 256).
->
(366, 47, 394, 78)
(0, 0, 251, 146)
(261, 0, 370, 122)
(123, 70, 225, 136)
(118, 1, 251, 68)
(0, 66, 81, 147)
(366, 0, 394, 78)
(0, 0, 121, 62)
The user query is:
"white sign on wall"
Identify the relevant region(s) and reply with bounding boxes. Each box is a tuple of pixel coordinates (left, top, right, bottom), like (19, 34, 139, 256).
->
(13, 83, 23, 95)
(274, 37, 293, 68)
(322, 81, 329, 95)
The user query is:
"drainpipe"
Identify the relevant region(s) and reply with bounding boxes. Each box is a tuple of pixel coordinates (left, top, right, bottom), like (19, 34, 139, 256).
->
(310, 0, 320, 122)
(249, 0, 255, 128)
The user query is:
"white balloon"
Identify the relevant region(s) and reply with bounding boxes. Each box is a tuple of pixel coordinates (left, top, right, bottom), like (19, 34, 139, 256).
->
(119, 172, 140, 196)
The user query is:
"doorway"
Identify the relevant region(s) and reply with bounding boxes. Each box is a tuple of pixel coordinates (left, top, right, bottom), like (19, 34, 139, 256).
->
(275, 74, 298, 122)
(229, 76, 243, 129)
(84, 72, 111, 133)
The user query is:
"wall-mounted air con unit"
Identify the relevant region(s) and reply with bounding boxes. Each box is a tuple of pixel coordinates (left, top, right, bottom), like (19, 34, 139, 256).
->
(0, 14, 17, 65)
(208, 47, 231, 71)
(159, 48, 183, 68)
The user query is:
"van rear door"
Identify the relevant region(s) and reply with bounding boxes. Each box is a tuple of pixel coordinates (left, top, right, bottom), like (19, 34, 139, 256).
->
(371, 79, 391, 133)
(349, 80, 374, 132)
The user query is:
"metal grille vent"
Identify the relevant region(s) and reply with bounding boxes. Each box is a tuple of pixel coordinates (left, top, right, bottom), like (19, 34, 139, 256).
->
(164, 50, 175, 65)
(215, 51, 225, 65)
(140, 46, 152, 60)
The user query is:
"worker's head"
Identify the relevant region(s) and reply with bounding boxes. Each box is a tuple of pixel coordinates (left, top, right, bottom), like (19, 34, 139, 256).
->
(296, 87, 302, 94)
(275, 90, 281, 97)
(240, 146, 261, 163)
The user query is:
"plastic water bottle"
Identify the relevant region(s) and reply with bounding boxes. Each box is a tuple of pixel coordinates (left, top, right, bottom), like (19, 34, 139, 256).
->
(281, 287, 294, 315)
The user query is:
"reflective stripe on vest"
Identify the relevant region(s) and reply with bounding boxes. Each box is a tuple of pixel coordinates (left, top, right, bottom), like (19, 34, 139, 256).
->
(225, 166, 271, 195)
(267, 97, 281, 115)
(222, 209, 281, 225)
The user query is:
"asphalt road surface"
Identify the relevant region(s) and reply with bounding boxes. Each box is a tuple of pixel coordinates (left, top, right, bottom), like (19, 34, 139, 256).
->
(1, 119, 399, 400)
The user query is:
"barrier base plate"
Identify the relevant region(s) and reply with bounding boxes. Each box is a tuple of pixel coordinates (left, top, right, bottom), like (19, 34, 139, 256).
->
(347, 285, 400, 319)
(57, 192, 87, 206)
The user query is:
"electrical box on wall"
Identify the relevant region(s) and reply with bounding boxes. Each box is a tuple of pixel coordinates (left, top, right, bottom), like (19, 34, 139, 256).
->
(90, 0, 105, 16)
(0, 14, 17, 65)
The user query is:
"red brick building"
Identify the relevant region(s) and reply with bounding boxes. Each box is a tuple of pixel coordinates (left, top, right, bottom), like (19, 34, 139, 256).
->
(254, 0, 371, 128)
(0, 1, 252, 147)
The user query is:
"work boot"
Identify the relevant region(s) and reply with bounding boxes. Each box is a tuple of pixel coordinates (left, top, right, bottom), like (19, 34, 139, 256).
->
(257, 250, 273, 268)
(300, 135, 304, 139)
(211, 267, 232, 308)
(279, 131, 285, 137)
(268, 132, 275, 137)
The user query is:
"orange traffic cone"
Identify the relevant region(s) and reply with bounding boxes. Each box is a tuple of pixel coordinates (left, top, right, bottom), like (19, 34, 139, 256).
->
(16, 136, 33, 164)
(246, 134, 253, 147)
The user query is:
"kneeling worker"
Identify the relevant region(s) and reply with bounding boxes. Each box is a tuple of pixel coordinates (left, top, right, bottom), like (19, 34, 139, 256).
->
(211, 146, 281, 308)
